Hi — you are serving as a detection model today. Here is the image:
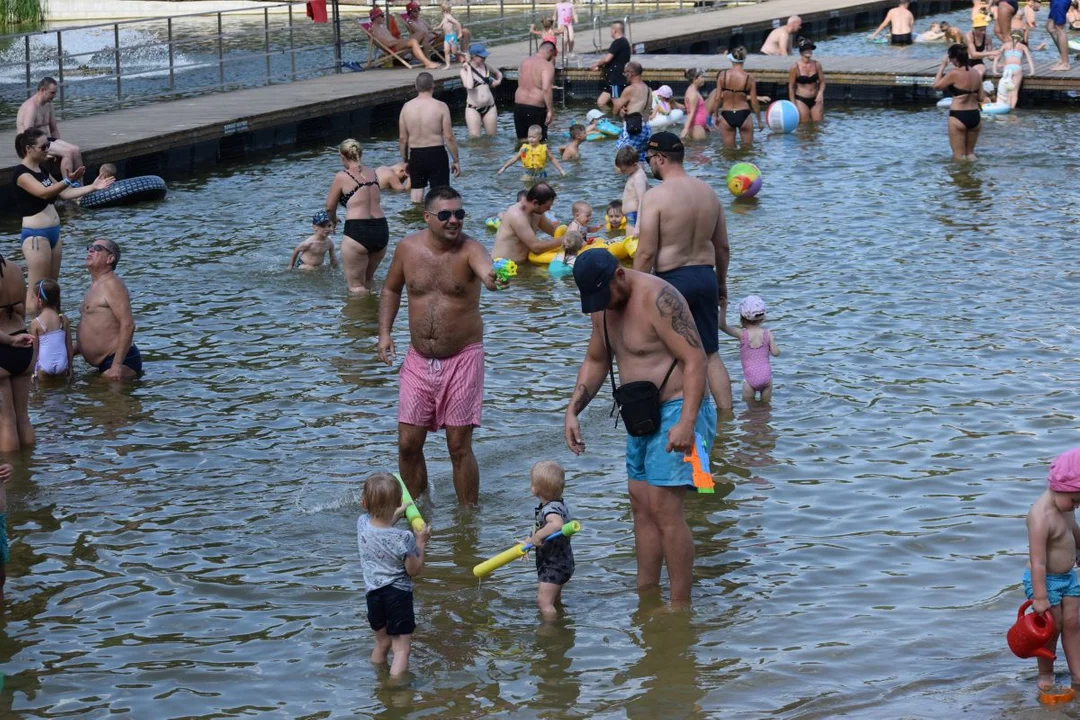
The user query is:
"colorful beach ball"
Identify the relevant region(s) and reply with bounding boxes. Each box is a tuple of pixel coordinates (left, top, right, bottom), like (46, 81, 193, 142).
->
(765, 100, 799, 134)
(726, 162, 762, 198)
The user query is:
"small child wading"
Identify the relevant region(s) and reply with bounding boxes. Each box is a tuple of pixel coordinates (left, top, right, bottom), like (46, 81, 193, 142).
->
(721, 295, 780, 404)
(30, 279, 72, 379)
(436, 3, 463, 68)
(497, 125, 566, 185)
(357, 472, 430, 678)
(1024, 448, 1080, 691)
(526, 461, 575, 619)
(289, 211, 337, 270)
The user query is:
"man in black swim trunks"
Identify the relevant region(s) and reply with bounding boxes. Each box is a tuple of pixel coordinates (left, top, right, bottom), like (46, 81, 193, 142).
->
(400, 72, 460, 204)
(76, 239, 143, 380)
(634, 132, 732, 412)
(870, 0, 915, 44)
(514, 42, 556, 141)
(590, 21, 631, 110)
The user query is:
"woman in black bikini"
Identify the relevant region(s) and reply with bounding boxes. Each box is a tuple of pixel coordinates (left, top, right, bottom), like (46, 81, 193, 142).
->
(325, 139, 389, 295)
(460, 43, 503, 137)
(0, 254, 35, 453)
(787, 38, 826, 123)
(932, 44, 987, 161)
(706, 46, 761, 150)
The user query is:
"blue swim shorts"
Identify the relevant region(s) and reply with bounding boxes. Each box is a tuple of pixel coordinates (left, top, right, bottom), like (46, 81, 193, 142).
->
(626, 398, 716, 487)
(1049, 0, 1068, 25)
(1023, 568, 1080, 607)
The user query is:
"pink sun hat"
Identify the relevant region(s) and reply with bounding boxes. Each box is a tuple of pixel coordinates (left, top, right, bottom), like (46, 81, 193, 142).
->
(1049, 448, 1080, 493)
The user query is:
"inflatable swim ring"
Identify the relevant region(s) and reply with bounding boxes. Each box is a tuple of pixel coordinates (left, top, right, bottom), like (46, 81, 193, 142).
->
(623, 236, 638, 258)
(604, 236, 630, 260)
(981, 102, 1010, 115)
(529, 249, 560, 265)
(596, 119, 621, 137)
(937, 96, 953, 108)
(80, 175, 167, 209)
(1068, 39, 1080, 51)
(867, 34, 889, 44)
(485, 216, 501, 230)
(548, 257, 573, 277)
(648, 109, 686, 130)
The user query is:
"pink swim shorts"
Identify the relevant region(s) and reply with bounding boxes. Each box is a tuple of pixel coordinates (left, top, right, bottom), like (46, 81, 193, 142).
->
(398, 343, 484, 431)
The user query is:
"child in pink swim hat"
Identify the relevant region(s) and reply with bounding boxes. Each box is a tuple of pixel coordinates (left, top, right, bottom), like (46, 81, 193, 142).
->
(720, 295, 780, 404)
(1023, 447, 1080, 692)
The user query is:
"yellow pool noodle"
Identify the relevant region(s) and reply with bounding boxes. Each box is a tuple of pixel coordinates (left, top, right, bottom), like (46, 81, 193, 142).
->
(393, 472, 425, 533)
(473, 544, 529, 578)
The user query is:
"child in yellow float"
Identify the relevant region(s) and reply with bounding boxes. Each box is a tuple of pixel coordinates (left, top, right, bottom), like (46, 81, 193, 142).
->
(496, 125, 566, 185)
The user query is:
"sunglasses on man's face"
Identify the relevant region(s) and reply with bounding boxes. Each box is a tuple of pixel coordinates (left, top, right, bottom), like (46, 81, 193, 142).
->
(86, 244, 112, 254)
(428, 208, 466, 222)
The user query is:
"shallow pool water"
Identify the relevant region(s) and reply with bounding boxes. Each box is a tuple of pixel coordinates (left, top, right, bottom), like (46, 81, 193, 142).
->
(0, 102, 1078, 717)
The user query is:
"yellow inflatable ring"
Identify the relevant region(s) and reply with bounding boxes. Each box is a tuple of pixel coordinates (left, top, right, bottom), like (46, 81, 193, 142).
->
(529, 250, 559, 265)
(608, 238, 629, 260)
(623, 236, 638, 258)
(553, 224, 568, 239)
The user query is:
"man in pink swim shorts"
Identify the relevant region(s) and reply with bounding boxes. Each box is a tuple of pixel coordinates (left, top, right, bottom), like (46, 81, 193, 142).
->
(378, 186, 508, 505)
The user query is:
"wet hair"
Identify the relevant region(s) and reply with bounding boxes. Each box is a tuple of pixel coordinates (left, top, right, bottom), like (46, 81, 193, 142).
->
(98, 163, 117, 179)
(100, 239, 121, 268)
(948, 43, 971, 67)
(362, 472, 402, 520)
(607, 199, 623, 212)
(685, 67, 704, 81)
(526, 182, 556, 205)
(561, 230, 584, 255)
(36, 279, 61, 313)
(625, 61, 643, 78)
(527, 124, 544, 138)
(614, 145, 639, 168)
(530, 461, 565, 500)
(424, 185, 461, 209)
(568, 123, 586, 139)
(338, 138, 362, 162)
(415, 72, 435, 92)
(14, 128, 46, 159)
(37, 76, 56, 90)
(730, 46, 748, 62)
(571, 200, 591, 217)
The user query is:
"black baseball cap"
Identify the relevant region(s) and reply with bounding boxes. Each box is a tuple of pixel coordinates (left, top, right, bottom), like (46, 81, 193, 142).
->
(573, 250, 619, 314)
(646, 131, 684, 154)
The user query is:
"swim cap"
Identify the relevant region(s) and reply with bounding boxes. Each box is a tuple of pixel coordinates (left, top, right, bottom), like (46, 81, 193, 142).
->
(1049, 448, 1080, 493)
(738, 295, 767, 320)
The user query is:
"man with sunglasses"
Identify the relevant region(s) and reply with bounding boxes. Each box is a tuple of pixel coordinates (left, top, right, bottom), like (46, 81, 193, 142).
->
(378, 187, 507, 505)
(634, 132, 732, 412)
(491, 183, 563, 264)
(16, 77, 83, 180)
(76, 240, 142, 380)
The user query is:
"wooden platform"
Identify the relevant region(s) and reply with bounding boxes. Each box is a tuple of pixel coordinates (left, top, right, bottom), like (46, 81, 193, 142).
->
(559, 53, 1080, 91)
(0, 0, 1067, 186)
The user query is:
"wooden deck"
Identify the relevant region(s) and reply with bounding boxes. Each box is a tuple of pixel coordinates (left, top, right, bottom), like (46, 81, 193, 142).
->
(559, 53, 1080, 91)
(1, 0, 1072, 183)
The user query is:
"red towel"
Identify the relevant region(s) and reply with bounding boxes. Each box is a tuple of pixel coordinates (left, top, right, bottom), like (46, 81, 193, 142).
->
(306, 0, 328, 23)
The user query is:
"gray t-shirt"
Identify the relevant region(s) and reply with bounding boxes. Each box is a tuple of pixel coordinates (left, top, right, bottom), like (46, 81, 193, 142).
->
(356, 514, 418, 593)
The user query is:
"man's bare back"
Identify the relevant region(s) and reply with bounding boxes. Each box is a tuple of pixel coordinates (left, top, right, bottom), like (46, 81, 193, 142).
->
(888, 6, 915, 34)
(516, 54, 551, 106)
(639, 175, 722, 273)
(401, 96, 449, 148)
(77, 274, 131, 365)
(492, 200, 560, 262)
(392, 231, 486, 358)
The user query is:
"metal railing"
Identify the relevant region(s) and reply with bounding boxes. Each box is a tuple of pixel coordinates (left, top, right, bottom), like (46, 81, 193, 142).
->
(0, 0, 741, 123)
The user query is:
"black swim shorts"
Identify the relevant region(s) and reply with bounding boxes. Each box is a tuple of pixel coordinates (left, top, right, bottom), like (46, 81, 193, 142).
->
(96, 344, 144, 377)
(657, 265, 720, 355)
(407, 146, 450, 191)
(366, 584, 416, 636)
(513, 103, 548, 141)
(535, 538, 575, 586)
(891, 33, 913, 45)
(344, 217, 390, 253)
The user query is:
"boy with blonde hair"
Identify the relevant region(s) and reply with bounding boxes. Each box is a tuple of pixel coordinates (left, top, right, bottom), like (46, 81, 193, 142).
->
(524, 461, 574, 619)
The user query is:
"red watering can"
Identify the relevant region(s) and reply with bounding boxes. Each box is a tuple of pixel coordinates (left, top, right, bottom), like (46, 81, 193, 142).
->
(1007, 600, 1056, 660)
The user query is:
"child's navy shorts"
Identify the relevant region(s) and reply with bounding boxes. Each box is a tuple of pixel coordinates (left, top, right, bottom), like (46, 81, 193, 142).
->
(366, 585, 416, 636)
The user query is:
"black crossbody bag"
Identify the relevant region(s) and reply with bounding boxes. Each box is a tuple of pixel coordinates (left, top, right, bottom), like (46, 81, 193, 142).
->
(604, 311, 677, 437)
(623, 88, 652, 135)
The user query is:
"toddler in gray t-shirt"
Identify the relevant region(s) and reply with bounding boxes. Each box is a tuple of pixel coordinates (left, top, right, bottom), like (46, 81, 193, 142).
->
(357, 472, 430, 678)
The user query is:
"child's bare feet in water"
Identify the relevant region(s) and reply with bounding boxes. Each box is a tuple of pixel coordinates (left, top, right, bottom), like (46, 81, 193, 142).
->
(1038, 672, 1055, 691)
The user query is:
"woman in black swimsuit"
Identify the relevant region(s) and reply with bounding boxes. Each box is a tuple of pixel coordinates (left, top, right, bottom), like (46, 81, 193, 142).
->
(325, 139, 389, 295)
(0, 254, 35, 452)
(706, 46, 761, 150)
(787, 38, 826, 123)
(965, 18, 998, 78)
(932, 44, 987, 161)
(460, 43, 503, 137)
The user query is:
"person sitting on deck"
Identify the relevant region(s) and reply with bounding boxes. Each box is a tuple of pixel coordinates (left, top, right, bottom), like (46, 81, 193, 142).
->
(368, 7, 440, 69)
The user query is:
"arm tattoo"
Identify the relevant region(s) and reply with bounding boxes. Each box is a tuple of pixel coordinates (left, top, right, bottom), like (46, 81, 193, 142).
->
(571, 383, 594, 414)
(656, 286, 702, 349)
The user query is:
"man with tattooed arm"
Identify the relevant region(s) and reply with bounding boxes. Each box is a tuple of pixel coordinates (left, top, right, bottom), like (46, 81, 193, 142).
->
(632, 131, 732, 412)
(564, 249, 715, 604)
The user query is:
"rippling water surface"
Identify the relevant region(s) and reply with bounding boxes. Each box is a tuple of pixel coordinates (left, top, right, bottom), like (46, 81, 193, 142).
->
(0, 102, 1077, 718)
